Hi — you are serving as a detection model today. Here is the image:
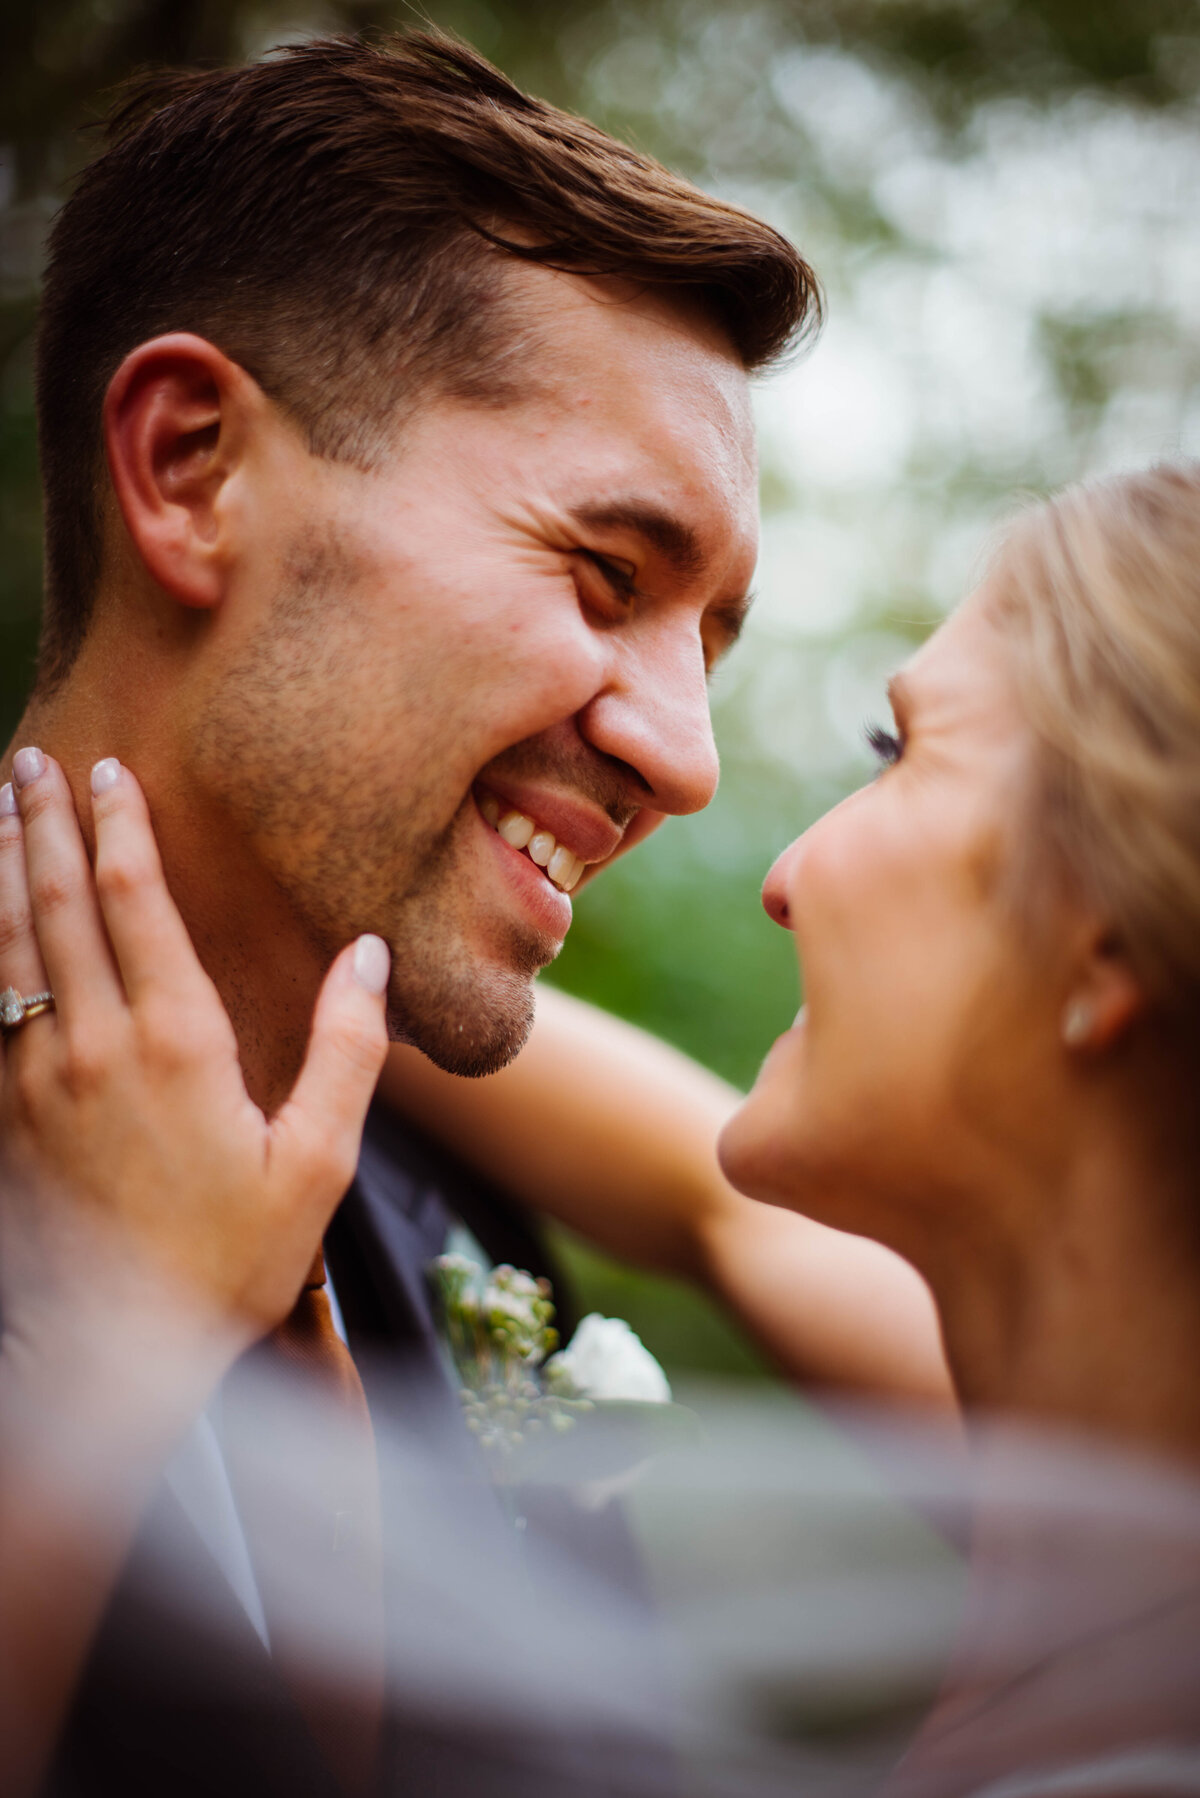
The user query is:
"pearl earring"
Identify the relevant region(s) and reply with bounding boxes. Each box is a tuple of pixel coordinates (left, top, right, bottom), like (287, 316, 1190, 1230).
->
(1062, 998, 1093, 1046)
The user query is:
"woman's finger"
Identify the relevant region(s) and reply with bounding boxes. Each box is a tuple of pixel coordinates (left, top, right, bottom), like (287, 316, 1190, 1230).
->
(10, 748, 123, 1027)
(0, 781, 51, 1017)
(88, 759, 216, 1013)
(270, 935, 390, 1202)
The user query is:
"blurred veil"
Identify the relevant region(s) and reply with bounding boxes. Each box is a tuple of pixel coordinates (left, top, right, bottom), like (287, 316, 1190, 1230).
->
(96, 1353, 1200, 1798)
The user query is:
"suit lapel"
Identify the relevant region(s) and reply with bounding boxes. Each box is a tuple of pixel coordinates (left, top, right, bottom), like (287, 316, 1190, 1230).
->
(53, 1481, 341, 1798)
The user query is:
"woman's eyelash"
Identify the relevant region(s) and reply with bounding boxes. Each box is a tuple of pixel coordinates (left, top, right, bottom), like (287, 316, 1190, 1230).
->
(864, 722, 904, 767)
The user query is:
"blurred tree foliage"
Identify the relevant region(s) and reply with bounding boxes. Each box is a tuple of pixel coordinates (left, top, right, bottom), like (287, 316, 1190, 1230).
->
(3, 0, 1198, 1370)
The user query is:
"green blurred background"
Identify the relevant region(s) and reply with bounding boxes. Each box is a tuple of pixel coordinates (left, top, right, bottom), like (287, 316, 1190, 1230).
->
(3, 0, 1198, 1379)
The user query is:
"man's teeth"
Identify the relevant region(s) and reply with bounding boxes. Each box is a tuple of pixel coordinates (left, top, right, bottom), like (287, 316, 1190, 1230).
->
(479, 795, 583, 893)
(496, 809, 532, 848)
(546, 844, 579, 888)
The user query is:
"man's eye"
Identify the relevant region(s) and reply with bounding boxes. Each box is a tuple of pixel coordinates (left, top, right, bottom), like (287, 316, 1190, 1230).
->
(577, 551, 637, 617)
(864, 722, 904, 768)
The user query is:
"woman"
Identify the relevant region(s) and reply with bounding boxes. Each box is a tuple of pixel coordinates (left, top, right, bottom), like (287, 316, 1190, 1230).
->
(4, 461, 1200, 1790)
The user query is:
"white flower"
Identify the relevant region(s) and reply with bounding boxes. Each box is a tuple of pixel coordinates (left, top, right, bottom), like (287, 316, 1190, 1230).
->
(543, 1314, 672, 1404)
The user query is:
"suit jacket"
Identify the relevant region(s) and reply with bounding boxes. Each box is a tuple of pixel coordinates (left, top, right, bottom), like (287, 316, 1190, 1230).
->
(46, 1100, 622, 1798)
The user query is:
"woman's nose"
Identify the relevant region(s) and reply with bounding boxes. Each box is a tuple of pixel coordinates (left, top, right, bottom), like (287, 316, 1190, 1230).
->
(762, 837, 802, 930)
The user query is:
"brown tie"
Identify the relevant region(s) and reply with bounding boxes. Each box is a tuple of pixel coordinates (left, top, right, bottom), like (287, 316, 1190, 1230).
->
(221, 1251, 385, 1797)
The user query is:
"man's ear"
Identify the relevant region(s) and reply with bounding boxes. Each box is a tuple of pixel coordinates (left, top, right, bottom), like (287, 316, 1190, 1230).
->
(1061, 924, 1147, 1054)
(103, 333, 264, 610)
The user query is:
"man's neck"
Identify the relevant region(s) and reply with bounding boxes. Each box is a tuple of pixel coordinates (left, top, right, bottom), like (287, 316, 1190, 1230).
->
(10, 659, 324, 1115)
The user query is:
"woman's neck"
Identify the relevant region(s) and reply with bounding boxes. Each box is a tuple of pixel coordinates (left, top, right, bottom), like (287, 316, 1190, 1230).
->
(927, 1134, 1200, 1465)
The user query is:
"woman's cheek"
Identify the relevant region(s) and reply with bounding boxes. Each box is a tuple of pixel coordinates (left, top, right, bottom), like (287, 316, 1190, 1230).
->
(786, 790, 884, 969)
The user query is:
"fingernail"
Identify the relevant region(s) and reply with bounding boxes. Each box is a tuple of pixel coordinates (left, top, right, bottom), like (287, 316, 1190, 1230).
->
(352, 933, 390, 995)
(0, 782, 16, 818)
(12, 746, 45, 789)
(91, 758, 121, 796)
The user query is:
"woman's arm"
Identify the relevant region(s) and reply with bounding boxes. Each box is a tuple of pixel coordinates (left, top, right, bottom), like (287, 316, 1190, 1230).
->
(380, 987, 954, 1408)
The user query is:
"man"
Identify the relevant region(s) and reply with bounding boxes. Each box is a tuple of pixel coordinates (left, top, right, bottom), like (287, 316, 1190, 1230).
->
(29, 32, 814, 1108)
(0, 28, 817, 1797)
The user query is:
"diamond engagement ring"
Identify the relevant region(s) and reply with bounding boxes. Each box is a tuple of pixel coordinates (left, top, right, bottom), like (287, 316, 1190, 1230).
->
(0, 987, 56, 1034)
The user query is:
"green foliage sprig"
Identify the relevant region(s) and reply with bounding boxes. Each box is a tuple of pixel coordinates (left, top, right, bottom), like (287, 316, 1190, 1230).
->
(429, 1254, 592, 1459)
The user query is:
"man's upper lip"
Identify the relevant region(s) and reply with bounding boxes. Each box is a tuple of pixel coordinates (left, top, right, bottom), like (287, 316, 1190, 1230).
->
(475, 779, 627, 866)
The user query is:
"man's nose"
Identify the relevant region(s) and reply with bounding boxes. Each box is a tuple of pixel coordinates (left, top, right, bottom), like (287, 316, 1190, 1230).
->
(578, 634, 719, 816)
(762, 837, 802, 930)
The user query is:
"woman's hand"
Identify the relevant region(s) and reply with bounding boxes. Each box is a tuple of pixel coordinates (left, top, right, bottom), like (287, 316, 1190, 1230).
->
(0, 747, 391, 1798)
(0, 748, 390, 1364)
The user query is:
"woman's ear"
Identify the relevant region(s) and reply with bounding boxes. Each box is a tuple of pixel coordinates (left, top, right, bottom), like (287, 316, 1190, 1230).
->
(1061, 927, 1146, 1053)
(102, 333, 263, 611)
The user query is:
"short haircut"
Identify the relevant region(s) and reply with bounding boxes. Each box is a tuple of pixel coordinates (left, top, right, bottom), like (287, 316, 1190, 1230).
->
(34, 29, 819, 688)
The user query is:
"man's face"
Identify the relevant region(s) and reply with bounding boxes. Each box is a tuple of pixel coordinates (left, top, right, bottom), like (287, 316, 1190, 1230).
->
(188, 267, 759, 1074)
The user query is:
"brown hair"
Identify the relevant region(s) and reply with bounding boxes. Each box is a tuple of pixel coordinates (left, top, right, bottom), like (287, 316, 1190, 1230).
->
(34, 29, 819, 689)
(993, 462, 1200, 1000)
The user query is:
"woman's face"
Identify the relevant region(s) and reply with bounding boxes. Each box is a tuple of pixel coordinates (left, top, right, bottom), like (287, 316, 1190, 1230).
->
(720, 590, 1069, 1265)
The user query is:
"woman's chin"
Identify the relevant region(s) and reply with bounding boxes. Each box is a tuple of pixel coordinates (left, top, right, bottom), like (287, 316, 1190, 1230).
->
(717, 1015, 809, 1202)
(716, 1107, 765, 1199)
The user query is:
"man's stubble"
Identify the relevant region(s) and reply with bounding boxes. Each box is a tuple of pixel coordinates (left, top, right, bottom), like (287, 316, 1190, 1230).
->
(190, 524, 546, 1082)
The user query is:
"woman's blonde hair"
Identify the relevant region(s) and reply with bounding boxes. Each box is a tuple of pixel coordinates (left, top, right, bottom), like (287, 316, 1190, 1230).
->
(993, 461, 1200, 1000)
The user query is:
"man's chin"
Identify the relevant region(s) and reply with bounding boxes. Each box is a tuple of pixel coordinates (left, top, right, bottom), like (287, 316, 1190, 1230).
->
(384, 961, 537, 1079)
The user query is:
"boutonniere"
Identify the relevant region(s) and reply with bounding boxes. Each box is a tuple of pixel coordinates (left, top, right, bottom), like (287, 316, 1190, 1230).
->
(428, 1254, 697, 1482)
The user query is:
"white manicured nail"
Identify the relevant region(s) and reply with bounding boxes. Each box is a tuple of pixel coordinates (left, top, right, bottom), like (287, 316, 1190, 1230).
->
(12, 746, 45, 788)
(91, 758, 121, 796)
(0, 782, 16, 817)
(352, 933, 390, 995)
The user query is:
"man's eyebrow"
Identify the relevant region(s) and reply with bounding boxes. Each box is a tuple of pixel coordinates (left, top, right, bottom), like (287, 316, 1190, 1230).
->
(567, 500, 707, 582)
